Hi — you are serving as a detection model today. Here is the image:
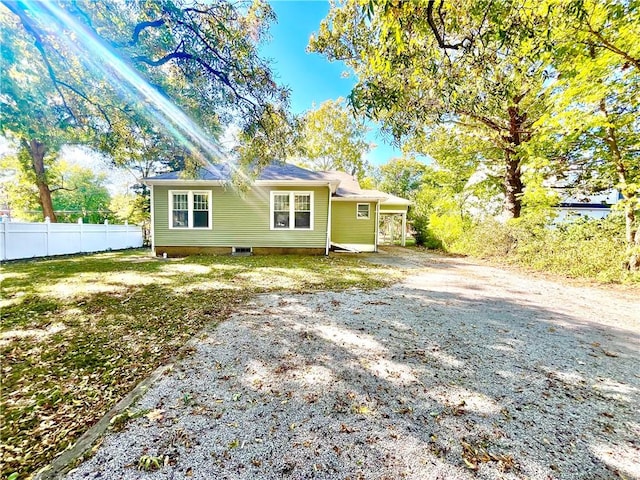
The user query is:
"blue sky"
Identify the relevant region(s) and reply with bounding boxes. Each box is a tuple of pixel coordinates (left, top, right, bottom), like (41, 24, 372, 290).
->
(261, 1, 401, 166)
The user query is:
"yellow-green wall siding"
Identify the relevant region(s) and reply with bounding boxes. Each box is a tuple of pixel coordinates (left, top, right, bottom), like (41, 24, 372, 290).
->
(153, 185, 328, 248)
(380, 203, 408, 212)
(330, 201, 376, 245)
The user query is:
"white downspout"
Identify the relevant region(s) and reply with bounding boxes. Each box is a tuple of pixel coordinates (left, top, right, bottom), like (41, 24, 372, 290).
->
(401, 211, 407, 247)
(375, 199, 380, 253)
(150, 184, 155, 254)
(325, 184, 332, 255)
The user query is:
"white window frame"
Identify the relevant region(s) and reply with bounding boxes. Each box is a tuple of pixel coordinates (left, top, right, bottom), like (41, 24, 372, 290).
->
(270, 191, 314, 231)
(168, 190, 212, 230)
(356, 203, 371, 220)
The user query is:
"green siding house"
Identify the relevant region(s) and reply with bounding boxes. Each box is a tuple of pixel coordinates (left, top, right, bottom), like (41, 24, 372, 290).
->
(145, 162, 410, 256)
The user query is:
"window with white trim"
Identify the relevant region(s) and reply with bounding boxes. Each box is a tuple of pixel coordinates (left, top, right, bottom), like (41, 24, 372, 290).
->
(270, 191, 314, 230)
(357, 203, 370, 219)
(169, 190, 212, 229)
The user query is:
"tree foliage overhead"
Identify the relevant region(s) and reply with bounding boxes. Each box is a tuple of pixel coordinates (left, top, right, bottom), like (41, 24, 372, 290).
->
(310, 0, 556, 219)
(312, 0, 640, 270)
(540, 0, 640, 267)
(294, 98, 371, 178)
(0, 0, 294, 220)
(377, 157, 428, 201)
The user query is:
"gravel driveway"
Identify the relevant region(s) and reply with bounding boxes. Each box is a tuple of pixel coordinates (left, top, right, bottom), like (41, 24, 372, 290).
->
(65, 249, 639, 480)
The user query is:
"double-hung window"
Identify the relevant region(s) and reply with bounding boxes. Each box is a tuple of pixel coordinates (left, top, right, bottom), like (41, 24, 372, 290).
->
(357, 203, 370, 219)
(169, 190, 212, 229)
(271, 191, 314, 230)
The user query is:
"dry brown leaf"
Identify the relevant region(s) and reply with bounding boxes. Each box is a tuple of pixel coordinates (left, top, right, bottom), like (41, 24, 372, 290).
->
(145, 409, 165, 422)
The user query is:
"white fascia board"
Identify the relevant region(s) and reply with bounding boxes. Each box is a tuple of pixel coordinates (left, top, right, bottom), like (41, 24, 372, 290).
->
(255, 180, 335, 187)
(143, 179, 226, 187)
(332, 196, 385, 202)
(381, 198, 412, 206)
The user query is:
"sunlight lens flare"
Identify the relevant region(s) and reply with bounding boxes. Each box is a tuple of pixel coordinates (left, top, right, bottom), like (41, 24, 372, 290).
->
(21, 1, 248, 179)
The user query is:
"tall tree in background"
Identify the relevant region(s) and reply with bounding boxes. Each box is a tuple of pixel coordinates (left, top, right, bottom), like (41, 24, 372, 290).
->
(0, 0, 293, 221)
(540, 0, 640, 269)
(52, 163, 111, 223)
(0, 155, 111, 222)
(310, 1, 553, 219)
(378, 157, 428, 200)
(295, 98, 371, 178)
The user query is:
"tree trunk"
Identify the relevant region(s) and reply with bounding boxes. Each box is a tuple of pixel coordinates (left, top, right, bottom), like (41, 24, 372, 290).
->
(626, 205, 640, 271)
(600, 99, 639, 271)
(26, 139, 57, 222)
(502, 105, 525, 219)
(504, 153, 522, 219)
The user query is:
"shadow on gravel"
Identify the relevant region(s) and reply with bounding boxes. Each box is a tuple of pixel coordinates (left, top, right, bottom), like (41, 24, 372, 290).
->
(66, 273, 640, 480)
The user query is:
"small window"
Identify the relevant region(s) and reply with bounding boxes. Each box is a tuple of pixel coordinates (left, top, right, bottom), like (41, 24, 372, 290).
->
(270, 191, 314, 230)
(193, 193, 209, 228)
(172, 193, 189, 227)
(294, 194, 311, 228)
(273, 193, 290, 229)
(357, 203, 370, 219)
(169, 190, 212, 229)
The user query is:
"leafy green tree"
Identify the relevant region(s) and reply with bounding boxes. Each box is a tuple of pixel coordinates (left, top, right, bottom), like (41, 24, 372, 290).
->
(539, 0, 640, 269)
(1, 155, 112, 222)
(0, 152, 42, 221)
(110, 193, 149, 226)
(310, 0, 555, 219)
(404, 127, 501, 247)
(295, 98, 371, 178)
(52, 162, 112, 223)
(378, 157, 428, 200)
(1, 0, 293, 220)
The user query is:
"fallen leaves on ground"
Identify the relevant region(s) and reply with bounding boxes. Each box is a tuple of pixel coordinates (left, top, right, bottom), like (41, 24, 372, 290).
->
(0, 250, 401, 478)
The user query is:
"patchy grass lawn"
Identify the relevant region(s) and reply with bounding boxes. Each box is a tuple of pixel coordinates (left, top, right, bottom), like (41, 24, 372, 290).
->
(0, 249, 402, 479)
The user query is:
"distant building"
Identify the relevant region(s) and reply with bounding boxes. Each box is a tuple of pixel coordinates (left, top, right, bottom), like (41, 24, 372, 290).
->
(553, 189, 621, 221)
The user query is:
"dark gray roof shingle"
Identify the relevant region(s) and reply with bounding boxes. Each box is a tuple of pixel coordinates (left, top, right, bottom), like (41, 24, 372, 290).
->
(145, 162, 410, 204)
(146, 162, 328, 182)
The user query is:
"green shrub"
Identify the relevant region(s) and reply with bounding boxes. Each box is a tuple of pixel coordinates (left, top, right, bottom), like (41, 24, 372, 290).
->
(512, 215, 630, 282)
(428, 213, 469, 249)
(450, 219, 514, 258)
(410, 214, 442, 249)
(447, 213, 637, 283)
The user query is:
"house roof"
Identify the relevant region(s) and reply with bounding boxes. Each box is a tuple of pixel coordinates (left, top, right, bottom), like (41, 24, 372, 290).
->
(558, 202, 611, 209)
(318, 170, 412, 205)
(146, 162, 330, 182)
(144, 162, 411, 205)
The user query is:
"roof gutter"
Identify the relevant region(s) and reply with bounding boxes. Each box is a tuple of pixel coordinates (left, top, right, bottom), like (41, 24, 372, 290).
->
(143, 179, 227, 187)
(143, 179, 339, 189)
(326, 184, 332, 256)
(331, 196, 387, 202)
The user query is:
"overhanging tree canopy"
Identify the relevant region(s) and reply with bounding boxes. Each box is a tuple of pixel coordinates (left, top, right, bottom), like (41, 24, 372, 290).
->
(309, 0, 553, 219)
(0, 0, 293, 220)
(294, 98, 371, 179)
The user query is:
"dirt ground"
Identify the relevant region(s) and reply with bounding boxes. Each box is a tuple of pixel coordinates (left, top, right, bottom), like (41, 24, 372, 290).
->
(64, 248, 640, 480)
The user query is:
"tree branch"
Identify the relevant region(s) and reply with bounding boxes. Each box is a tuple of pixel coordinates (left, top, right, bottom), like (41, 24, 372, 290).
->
(126, 19, 166, 47)
(56, 80, 112, 127)
(2, 0, 77, 122)
(585, 25, 640, 71)
(460, 111, 508, 133)
(426, 0, 473, 50)
(132, 51, 259, 112)
(50, 185, 76, 193)
(426, 0, 461, 50)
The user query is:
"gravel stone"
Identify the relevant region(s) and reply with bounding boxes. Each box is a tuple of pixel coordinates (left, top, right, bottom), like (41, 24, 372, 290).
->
(65, 250, 640, 480)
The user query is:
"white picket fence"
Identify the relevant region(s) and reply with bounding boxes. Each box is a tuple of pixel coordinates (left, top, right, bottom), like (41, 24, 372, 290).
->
(0, 219, 144, 261)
